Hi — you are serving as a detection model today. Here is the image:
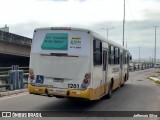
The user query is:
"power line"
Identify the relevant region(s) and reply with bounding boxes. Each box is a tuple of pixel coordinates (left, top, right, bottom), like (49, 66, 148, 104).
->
(126, 0, 138, 26)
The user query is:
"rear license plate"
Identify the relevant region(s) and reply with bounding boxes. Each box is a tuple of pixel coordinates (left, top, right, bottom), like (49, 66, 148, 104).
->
(53, 78, 64, 83)
(53, 89, 66, 95)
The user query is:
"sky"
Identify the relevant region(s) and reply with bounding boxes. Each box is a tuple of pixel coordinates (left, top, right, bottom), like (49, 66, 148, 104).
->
(0, 0, 160, 60)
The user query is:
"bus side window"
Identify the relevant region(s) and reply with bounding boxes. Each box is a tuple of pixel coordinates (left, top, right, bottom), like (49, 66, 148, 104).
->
(118, 48, 120, 64)
(108, 45, 115, 65)
(93, 39, 102, 66)
(115, 47, 119, 64)
(111, 46, 114, 64)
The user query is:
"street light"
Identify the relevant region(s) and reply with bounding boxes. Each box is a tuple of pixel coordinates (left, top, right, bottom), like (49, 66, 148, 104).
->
(153, 26, 158, 65)
(139, 45, 141, 64)
(101, 27, 114, 39)
(122, 0, 126, 46)
(125, 37, 132, 48)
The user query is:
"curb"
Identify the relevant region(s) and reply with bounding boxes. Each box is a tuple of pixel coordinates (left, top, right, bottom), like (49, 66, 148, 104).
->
(148, 77, 160, 82)
(0, 89, 28, 97)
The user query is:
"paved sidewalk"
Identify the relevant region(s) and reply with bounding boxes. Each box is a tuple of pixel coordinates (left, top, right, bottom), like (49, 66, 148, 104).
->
(0, 89, 28, 97)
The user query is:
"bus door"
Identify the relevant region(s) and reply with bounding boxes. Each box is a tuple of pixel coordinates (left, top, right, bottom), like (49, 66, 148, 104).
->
(102, 49, 108, 95)
(127, 54, 130, 80)
(120, 53, 123, 84)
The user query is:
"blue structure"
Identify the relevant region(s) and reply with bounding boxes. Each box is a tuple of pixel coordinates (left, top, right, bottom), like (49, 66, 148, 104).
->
(8, 65, 24, 90)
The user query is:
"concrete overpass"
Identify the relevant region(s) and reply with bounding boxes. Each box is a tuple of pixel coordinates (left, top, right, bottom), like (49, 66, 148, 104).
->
(0, 30, 31, 66)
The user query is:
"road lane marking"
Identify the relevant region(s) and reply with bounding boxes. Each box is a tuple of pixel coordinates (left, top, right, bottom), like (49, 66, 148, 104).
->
(0, 92, 29, 101)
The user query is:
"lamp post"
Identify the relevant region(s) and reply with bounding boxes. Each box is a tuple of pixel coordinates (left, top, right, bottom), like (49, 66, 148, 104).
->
(153, 26, 158, 65)
(101, 27, 114, 39)
(139, 45, 141, 64)
(122, 0, 125, 46)
(125, 37, 131, 48)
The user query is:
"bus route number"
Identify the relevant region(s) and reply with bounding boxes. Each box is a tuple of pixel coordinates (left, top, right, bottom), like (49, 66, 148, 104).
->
(68, 84, 79, 89)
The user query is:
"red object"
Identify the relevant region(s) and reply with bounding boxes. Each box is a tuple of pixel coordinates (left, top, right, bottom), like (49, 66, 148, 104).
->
(84, 79, 89, 84)
(85, 74, 90, 79)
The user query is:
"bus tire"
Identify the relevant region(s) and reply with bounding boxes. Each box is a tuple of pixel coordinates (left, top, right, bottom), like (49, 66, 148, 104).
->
(121, 83, 124, 87)
(107, 82, 113, 99)
(121, 75, 126, 87)
(124, 74, 127, 82)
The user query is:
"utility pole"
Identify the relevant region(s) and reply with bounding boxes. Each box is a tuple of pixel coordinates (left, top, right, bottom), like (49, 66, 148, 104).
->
(122, 0, 125, 46)
(126, 39, 127, 48)
(153, 26, 158, 65)
(139, 45, 140, 64)
(101, 27, 114, 39)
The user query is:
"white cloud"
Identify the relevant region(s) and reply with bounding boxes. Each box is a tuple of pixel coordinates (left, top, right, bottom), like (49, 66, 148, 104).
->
(0, 0, 159, 25)
(0, 0, 128, 25)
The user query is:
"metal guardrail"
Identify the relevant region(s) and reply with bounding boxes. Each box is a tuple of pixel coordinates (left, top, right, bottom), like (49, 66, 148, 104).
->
(0, 67, 29, 90)
(0, 73, 29, 88)
(0, 64, 155, 91)
(130, 63, 154, 71)
(0, 73, 29, 79)
(0, 67, 29, 70)
(0, 84, 10, 88)
(0, 30, 32, 46)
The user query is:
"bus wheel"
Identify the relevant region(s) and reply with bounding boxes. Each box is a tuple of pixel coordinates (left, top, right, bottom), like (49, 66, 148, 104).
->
(121, 75, 126, 87)
(107, 83, 113, 99)
(47, 94, 53, 97)
(121, 79, 124, 87)
(121, 83, 124, 87)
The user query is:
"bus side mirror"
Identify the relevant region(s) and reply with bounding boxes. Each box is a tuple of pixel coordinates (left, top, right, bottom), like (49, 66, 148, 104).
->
(130, 56, 132, 60)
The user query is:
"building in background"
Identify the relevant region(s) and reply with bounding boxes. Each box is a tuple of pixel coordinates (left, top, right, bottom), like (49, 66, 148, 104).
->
(0, 24, 9, 32)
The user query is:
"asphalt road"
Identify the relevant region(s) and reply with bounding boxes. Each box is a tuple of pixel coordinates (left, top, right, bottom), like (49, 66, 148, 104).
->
(0, 68, 160, 120)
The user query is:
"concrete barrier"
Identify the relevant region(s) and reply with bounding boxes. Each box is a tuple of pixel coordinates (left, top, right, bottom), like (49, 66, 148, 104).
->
(0, 89, 28, 97)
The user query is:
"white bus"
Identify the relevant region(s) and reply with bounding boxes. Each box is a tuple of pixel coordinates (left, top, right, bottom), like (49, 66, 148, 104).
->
(28, 27, 131, 100)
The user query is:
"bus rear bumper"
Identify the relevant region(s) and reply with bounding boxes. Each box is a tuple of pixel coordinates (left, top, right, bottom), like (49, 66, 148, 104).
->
(28, 83, 97, 100)
(47, 88, 92, 100)
(28, 83, 46, 95)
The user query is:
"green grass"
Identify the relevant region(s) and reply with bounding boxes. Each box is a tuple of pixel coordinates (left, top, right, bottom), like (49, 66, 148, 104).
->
(155, 81, 160, 84)
(148, 76, 160, 85)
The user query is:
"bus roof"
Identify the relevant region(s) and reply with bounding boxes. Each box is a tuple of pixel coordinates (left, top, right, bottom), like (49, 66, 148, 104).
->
(34, 27, 129, 52)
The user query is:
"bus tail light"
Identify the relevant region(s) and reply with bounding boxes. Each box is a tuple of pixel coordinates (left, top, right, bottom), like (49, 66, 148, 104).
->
(85, 74, 90, 79)
(81, 73, 91, 89)
(30, 75, 34, 80)
(29, 68, 35, 80)
(84, 79, 89, 84)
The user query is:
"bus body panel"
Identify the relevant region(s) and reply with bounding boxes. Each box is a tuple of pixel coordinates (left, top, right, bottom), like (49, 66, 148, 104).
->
(30, 54, 90, 89)
(29, 29, 92, 90)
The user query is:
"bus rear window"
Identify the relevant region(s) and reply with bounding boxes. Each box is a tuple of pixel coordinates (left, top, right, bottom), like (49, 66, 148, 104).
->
(41, 33, 68, 50)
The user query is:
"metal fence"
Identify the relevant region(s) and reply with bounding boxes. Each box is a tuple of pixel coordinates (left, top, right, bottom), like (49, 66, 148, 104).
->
(0, 64, 155, 92)
(130, 63, 154, 71)
(0, 67, 29, 91)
